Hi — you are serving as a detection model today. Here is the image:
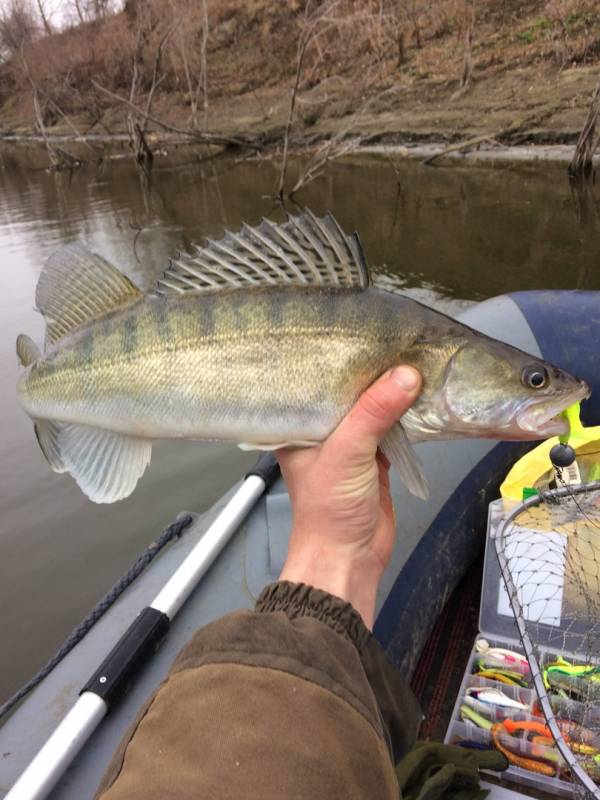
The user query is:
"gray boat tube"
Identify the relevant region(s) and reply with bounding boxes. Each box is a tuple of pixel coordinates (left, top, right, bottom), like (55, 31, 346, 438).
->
(5, 455, 280, 800)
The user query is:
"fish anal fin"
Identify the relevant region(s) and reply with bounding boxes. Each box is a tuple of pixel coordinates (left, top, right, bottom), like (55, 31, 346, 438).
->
(16, 334, 41, 367)
(57, 424, 152, 503)
(32, 422, 152, 503)
(156, 210, 370, 296)
(381, 423, 429, 500)
(34, 420, 66, 473)
(36, 243, 141, 348)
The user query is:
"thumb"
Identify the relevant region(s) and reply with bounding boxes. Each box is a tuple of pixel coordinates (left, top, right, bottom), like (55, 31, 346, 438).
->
(333, 366, 422, 461)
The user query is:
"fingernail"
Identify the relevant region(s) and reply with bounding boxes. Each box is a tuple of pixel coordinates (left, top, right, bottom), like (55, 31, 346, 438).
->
(391, 366, 419, 391)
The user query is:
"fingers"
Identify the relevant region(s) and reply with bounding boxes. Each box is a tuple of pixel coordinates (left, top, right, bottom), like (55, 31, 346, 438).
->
(333, 366, 422, 462)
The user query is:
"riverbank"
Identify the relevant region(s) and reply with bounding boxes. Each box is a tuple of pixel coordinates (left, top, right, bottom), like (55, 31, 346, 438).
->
(1, 131, 596, 175)
(1, 1, 599, 173)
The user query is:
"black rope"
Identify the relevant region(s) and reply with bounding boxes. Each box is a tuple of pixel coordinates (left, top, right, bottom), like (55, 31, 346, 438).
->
(0, 513, 193, 723)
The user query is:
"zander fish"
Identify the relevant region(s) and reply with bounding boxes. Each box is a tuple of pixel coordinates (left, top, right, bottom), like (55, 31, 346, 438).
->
(16, 211, 589, 503)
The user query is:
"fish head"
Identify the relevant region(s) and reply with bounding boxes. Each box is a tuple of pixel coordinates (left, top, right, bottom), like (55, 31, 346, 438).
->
(404, 332, 590, 441)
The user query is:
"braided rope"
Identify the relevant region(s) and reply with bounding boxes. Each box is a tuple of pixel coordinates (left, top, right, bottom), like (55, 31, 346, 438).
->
(0, 513, 193, 723)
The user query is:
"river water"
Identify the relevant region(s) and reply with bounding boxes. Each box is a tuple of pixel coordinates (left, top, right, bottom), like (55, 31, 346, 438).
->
(1, 151, 600, 705)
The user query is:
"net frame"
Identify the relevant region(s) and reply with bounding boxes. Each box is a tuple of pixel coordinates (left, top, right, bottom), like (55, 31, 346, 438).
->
(493, 481, 600, 800)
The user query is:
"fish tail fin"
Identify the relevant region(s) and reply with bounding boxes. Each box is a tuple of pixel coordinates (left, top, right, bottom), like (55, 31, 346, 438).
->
(32, 420, 152, 503)
(16, 334, 41, 367)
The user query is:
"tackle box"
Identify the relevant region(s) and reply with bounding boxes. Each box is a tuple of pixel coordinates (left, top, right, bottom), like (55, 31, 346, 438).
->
(445, 498, 598, 798)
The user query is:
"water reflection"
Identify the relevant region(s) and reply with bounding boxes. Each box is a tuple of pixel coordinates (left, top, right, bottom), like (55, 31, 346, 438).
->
(1, 152, 600, 705)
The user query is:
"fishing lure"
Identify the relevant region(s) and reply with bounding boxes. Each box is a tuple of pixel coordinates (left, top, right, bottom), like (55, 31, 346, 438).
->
(491, 724, 556, 776)
(465, 686, 529, 711)
(475, 639, 530, 673)
(502, 718, 600, 759)
(546, 692, 600, 728)
(545, 666, 600, 703)
(460, 704, 492, 731)
(456, 740, 494, 751)
(473, 664, 529, 687)
(544, 657, 600, 684)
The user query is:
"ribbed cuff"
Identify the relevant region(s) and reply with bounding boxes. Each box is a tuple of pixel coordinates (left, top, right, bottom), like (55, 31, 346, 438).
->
(256, 581, 372, 652)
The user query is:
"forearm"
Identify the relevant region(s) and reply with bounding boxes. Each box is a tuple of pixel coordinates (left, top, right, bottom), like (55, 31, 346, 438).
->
(96, 582, 421, 800)
(279, 541, 383, 628)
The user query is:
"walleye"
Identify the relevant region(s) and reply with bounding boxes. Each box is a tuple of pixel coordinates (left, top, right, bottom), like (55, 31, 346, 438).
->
(16, 211, 589, 503)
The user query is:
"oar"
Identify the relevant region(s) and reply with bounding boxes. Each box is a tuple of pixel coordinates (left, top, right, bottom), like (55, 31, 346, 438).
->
(5, 453, 280, 800)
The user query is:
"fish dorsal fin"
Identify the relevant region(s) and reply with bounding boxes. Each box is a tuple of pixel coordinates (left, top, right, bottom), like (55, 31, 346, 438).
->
(36, 243, 141, 348)
(156, 210, 370, 295)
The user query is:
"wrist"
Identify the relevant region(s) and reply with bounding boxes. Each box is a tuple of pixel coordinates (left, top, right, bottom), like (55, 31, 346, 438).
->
(279, 540, 383, 628)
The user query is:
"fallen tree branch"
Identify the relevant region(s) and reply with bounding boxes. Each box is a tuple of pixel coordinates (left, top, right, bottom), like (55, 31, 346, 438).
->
(91, 81, 263, 151)
(421, 133, 502, 165)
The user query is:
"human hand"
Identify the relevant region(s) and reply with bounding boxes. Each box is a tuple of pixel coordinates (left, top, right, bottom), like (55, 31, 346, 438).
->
(277, 366, 422, 628)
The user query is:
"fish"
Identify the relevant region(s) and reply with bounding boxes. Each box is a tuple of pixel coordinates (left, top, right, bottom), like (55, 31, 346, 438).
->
(15, 210, 590, 504)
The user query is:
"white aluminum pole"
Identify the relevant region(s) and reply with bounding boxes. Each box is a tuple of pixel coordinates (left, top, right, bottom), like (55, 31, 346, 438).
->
(6, 470, 271, 800)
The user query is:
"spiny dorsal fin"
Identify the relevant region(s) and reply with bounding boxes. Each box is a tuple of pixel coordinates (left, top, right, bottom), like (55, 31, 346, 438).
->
(36, 243, 141, 348)
(156, 210, 370, 295)
(16, 334, 41, 366)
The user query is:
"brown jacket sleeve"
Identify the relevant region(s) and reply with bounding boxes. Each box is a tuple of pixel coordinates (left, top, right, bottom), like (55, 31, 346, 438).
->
(95, 582, 422, 800)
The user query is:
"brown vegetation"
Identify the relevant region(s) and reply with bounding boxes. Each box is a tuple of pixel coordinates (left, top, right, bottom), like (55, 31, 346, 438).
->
(1, 0, 600, 159)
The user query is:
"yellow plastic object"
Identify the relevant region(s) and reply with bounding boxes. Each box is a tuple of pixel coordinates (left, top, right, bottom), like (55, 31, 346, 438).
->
(500, 403, 600, 501)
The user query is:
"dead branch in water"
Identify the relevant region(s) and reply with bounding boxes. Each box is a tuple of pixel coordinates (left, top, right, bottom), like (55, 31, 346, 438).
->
(277, 21, 311, 199)
(91, 80, 263, 151)
(569, 76, 600, 180)
(422, 133, 502, 165)
(288, 135, 362, 198)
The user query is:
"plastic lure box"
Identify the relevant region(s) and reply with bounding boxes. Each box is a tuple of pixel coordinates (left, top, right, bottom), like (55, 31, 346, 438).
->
(445, 498, 597, 798)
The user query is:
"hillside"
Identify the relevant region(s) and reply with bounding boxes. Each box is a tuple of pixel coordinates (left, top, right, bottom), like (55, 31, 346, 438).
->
(1, 0, 600, 155)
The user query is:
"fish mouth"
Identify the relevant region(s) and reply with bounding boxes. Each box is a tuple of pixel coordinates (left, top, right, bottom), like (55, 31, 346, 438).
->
(515, 381, 591, 439)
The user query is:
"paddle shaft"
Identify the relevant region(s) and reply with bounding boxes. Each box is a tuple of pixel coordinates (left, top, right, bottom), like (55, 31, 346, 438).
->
(5, 455, 279, 800)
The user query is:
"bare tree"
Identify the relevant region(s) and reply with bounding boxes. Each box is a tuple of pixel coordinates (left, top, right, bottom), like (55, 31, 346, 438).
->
(35, 0, 52, 36)
(459, 0, 475, 90)
(72, 0, 85, 24)
(0, 0, 37, 58)
(569, 76, 600, 180)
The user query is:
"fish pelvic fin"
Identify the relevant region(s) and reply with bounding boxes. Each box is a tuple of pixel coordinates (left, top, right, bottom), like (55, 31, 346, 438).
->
(156, 210, 370, 296)
(36, 243, 141, 349)
(381, 423, 430, 500)
(33, 421, 151, 503)
(16, 334, 41, 367)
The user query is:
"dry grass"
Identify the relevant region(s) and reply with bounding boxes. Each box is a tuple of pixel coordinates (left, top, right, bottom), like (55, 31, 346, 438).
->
(1, 0, 599, 132)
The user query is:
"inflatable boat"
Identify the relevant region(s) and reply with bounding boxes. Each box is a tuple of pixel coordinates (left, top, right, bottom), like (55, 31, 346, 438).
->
(1, 290, 599, 800)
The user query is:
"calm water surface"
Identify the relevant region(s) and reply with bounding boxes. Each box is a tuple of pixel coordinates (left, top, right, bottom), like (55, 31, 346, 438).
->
(1, 153, 600, 704)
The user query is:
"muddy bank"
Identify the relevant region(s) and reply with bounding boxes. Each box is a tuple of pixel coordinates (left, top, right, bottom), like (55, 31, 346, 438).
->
(0, 128, 594, 175)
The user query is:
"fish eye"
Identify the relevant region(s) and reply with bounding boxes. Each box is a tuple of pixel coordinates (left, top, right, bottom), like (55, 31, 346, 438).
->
(521, 365, 549, 390)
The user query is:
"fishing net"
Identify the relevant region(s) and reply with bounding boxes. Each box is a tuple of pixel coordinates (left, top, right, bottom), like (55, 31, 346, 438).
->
(494, 479, 600, 798)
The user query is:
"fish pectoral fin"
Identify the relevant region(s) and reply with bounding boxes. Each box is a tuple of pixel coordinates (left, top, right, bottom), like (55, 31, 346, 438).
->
(36, 243, 141, 349)
(381, 423, 430, 500)
(34, 420, 66, 473)
(238, 440, 318, 451)
(156, 210, 370, 296)
(47, 423, 152, 503)
(16, 334, 41, 367)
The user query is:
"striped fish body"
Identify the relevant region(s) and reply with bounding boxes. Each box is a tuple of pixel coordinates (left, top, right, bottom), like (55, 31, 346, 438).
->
(15, 210, 589, 503)
(18, 286, 442, 444)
